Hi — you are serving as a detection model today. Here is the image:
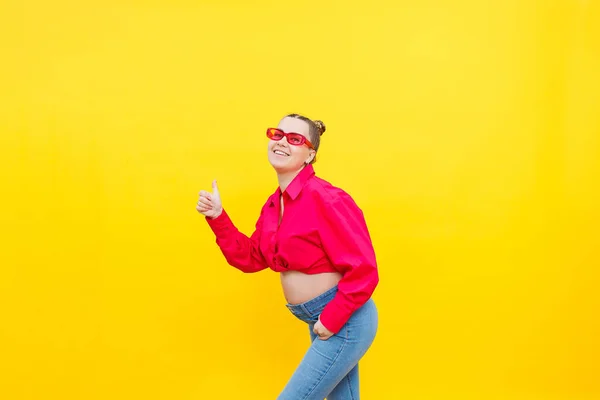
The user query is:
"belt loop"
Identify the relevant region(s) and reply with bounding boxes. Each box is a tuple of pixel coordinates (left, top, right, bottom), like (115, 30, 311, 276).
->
(300, 304, 311, 317)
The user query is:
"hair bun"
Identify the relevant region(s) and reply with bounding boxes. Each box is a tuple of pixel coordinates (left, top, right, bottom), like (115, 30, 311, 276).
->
(314, 120, 326, 136)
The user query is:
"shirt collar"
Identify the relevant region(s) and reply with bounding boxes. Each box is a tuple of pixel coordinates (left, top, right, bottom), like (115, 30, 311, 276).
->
(285, 164, 315, 200)
(269, 164, 315, 205)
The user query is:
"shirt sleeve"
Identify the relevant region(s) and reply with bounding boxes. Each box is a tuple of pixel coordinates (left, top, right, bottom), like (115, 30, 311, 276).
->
(317, 194, 379, 334)
(205, 207, 269, 273)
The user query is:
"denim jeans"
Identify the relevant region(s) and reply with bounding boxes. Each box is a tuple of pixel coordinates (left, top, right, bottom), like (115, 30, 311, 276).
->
(278, 286, 378, 400)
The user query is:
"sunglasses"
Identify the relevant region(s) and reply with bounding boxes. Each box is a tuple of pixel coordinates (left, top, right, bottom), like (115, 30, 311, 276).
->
(266, 128, 314, 149)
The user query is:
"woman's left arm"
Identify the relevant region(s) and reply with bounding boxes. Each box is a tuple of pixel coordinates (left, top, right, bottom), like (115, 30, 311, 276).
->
(317, 193, 379, 334)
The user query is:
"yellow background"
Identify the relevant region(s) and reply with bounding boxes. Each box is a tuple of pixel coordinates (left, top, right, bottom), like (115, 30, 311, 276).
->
(1, 0, 599, 399)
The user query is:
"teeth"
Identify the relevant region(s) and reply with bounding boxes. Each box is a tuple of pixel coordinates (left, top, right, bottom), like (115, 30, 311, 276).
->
(274, 150, 289, 156)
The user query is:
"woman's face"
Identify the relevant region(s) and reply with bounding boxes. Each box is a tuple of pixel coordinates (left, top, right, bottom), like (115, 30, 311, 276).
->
(267, 117, 315, 173)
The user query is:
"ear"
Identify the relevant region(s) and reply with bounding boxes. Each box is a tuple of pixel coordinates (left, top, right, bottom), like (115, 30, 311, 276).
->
(305, 150, 316, 165)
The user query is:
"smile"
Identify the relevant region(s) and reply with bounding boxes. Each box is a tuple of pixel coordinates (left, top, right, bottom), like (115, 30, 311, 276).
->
(273, 149, 290, 157)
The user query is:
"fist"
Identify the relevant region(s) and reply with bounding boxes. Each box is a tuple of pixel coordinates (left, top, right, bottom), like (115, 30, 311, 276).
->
(196, 180, 223, 219)
(313, 317, 334, 341)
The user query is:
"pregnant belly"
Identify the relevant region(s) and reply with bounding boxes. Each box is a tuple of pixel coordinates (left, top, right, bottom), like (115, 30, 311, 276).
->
(280, 270, 342, 305)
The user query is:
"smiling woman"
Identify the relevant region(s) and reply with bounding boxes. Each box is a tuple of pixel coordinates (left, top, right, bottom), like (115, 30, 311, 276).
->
(196, 113, 379, 399)
(267, 114, 325, 167)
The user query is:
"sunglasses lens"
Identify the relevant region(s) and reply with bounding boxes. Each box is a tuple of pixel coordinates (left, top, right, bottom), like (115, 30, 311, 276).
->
(287, 134, 304, 145)
(267, 129, 283, 140)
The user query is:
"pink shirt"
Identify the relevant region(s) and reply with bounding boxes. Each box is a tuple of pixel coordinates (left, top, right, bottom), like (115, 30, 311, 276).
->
(205, 164, 379, 333)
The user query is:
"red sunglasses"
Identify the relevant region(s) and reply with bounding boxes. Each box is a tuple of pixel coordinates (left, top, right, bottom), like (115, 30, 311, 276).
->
(266, 128, 314, 149)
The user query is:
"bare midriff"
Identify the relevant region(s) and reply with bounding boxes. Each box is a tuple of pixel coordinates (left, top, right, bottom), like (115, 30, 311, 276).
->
(280, 270, 342, 305)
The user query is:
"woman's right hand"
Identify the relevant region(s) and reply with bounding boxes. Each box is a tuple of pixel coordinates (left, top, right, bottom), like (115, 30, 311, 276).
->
(197, 180, 223, 219)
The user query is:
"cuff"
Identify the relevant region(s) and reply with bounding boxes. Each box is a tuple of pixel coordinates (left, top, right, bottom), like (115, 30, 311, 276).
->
(205, 209, 233, 237)
(318, 295, 355, 334)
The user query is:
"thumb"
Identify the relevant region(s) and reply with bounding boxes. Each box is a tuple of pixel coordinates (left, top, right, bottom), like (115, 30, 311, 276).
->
(212, 179, 220, 197)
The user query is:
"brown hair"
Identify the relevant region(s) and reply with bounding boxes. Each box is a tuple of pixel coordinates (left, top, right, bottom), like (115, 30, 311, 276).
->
(284, 113, 326, 164)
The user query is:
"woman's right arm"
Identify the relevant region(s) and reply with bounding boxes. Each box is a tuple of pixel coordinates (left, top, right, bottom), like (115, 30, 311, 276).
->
(204, 208, 269, 273)
(197, 180, 268, 273)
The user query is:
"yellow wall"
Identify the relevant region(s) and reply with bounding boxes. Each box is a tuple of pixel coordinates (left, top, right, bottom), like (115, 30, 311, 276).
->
(1, 0, 598, 399)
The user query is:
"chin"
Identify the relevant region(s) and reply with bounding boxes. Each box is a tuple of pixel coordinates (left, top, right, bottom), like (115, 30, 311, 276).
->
(270, 162, 290, 173)
(268, 157, 299, 173)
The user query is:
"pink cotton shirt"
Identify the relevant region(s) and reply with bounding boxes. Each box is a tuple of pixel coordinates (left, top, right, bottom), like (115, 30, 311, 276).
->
(205, 164, 379, 333)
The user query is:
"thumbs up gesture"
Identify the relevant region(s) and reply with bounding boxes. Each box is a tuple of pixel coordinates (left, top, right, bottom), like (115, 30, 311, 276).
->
(196, 180, 223, 219)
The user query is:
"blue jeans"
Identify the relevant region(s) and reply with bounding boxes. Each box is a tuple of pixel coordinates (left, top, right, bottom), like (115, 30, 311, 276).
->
(278, 286, 378, 400)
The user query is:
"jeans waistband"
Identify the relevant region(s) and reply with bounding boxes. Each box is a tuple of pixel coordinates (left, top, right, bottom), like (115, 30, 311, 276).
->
(285, 285, 338, 323)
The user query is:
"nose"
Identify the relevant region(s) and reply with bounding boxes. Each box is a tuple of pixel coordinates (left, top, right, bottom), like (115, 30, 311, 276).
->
(275, 136, 290, 147)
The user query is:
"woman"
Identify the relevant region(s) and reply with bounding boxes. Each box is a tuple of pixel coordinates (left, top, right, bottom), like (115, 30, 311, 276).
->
(196, 113, 379, 400)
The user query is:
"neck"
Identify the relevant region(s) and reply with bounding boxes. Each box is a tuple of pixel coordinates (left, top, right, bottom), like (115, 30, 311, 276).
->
(277, 165, 305, 192)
